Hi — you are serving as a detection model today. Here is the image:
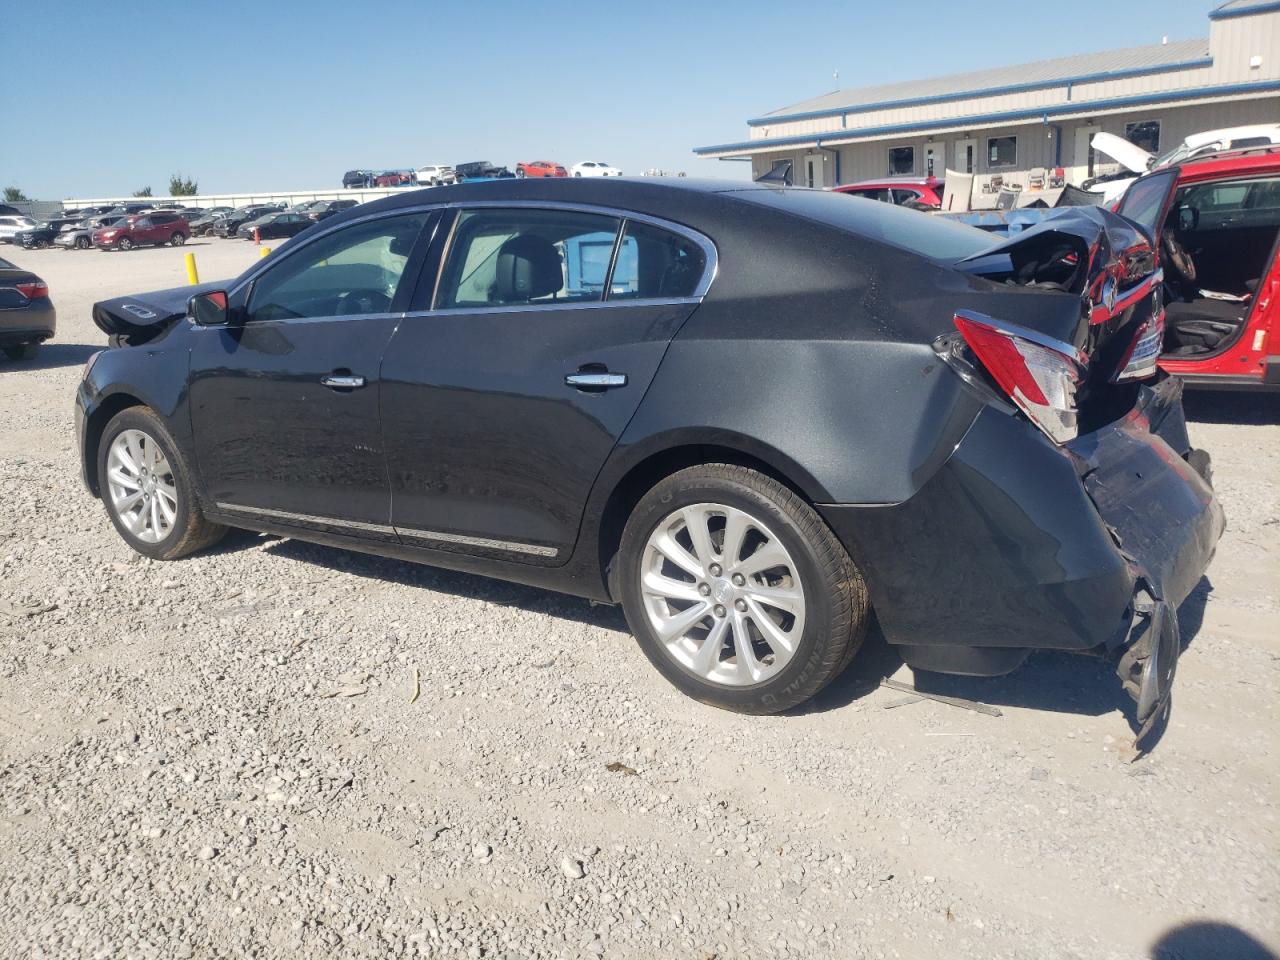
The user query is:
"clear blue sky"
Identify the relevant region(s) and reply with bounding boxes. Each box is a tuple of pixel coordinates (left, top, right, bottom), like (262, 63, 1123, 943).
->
(1, 0, 1218, 198)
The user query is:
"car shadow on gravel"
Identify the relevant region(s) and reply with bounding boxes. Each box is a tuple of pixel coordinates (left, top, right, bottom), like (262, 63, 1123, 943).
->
(0, 342, 102, 371)
(831, 577, 1214, 747)
(1150, 920, 1278, 959)
(1183, 390, 1280, 424)
(245, 534, 631, 631)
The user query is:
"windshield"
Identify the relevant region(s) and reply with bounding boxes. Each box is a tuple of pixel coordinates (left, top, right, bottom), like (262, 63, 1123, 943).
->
(732, 187, 994, 261)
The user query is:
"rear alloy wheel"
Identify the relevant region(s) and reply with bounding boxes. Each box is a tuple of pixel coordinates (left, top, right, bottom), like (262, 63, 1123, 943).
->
(75, 236, 90, 249)
(98, 408, 226, 560)
(619, 464, 869, 714)
(170, 232, 186, 246)
(117, 237, 133, 251)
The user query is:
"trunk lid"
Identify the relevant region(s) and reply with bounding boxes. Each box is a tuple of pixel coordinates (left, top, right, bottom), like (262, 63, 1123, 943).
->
(93, 281, 224, 343)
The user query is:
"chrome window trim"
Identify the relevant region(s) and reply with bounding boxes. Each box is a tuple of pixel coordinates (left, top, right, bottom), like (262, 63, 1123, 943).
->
(404, 296, 701, 320)
(212, 501, 559, 558)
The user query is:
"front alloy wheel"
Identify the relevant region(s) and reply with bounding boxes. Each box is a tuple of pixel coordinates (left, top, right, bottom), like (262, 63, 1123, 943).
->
(98, 408, 226, 560)
(619, 464, 869, 714)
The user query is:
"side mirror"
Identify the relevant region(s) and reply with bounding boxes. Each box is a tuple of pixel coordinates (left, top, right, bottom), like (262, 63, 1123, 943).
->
(1178, 205, 1199, 232)
(189, 289, 230, 326)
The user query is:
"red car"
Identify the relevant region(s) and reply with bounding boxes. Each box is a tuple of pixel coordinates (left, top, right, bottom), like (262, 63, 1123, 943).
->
(1156, 147, 1280, 390)
(374, 171, 415, 187)
(515, 160, 567, 179)
(92, 212, 188, 251)
(834, 176, 945, 209)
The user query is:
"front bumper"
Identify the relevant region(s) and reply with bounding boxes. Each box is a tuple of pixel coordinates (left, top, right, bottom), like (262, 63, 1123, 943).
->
(820, 376, 1223, 717)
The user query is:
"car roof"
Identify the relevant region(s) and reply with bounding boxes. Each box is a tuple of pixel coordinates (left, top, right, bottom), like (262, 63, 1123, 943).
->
(1176, 146, 1280, 181)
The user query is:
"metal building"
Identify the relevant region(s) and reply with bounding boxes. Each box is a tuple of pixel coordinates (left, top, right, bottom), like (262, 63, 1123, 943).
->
(694, 1, 1279, 198)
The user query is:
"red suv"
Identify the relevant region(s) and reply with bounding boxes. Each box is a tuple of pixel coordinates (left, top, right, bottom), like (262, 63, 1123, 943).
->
(93, 212, 189, 251)
(1154, 147, 1280, 390)
(834, 176, 946, 209)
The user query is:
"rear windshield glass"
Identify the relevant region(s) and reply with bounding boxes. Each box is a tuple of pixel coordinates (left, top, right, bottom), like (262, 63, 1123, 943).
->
(731, 187, 992, 261)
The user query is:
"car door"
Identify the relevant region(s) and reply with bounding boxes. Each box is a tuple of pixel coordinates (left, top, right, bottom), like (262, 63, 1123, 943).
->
(380, 204, 715, 562)
(188, 209, 437, 539)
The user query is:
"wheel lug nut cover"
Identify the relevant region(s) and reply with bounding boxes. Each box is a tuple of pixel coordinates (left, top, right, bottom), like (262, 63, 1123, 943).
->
(735, 599, 747, 612)
(709, 564, 721, 577)
(698, 583, 711, 596)
(713, 604, 726, 618)
(732, 573, 745, 586)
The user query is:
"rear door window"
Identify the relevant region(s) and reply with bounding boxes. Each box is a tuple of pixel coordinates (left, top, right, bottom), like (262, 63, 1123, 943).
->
(436, 209, 620, 308)
(608, 221, 707, 299)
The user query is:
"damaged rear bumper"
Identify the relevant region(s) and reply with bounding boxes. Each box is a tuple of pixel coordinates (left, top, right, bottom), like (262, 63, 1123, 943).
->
(820, 375, 1223, 723)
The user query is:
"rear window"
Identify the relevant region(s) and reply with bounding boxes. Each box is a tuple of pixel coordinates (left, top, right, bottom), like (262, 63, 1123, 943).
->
(733, 187, 992, 261)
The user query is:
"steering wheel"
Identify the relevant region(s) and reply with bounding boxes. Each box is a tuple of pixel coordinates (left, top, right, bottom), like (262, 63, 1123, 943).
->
(1161, 231, 1197, 284)
(335, 290, 392, 316)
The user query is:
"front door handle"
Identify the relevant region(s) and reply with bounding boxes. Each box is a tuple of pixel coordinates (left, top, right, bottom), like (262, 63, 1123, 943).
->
(321, 374, 366, 389)
(565, 372, 627, 390)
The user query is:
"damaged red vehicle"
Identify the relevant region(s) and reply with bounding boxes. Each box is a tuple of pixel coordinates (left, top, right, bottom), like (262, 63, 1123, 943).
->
(1156, 147, 1280, 390)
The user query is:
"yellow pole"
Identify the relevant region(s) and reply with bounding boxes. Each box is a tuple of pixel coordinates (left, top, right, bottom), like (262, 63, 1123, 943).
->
(260, 246, 271, 258)
(184, 252, 199, 285)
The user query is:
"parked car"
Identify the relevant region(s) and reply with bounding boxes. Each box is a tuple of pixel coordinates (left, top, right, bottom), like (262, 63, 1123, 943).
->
(188, 208, 235, 236)
(0, 255, 55, 360)
(516, 160, 568, 179)
(57, 215, 126, 250)
(343, 170, 375, 189)
(1087, 123, 1280, 204)
(570, 161, 622, 177)
(454, 161, 515, 181)
(172, 208, 208, 223)
(415, 165, 456, 186)
(92, 212, 188, 250)
(0, 216, 37, 243)
(236, 211, 313, 242)
(307, 199, 359, 222)
(213, 206, 280, 238)
(78, 177, 1222, 733)
(104, 203, 156, 217)
(834, 176, 946, 209)
(14, 217, 85, 249)
(374, 171, 415, 188)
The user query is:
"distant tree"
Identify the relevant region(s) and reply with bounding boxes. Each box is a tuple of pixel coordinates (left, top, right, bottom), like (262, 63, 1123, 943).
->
(3, 186, 29, 202)
(133, 186, 153, 198)
(168, 173, 198, 196)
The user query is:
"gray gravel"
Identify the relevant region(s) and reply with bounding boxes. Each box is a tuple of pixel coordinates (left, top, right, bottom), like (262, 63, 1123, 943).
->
(0, 240, 1277, 959)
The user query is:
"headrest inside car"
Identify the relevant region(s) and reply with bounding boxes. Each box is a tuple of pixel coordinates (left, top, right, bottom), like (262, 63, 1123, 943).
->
(492, 234, 562, 303)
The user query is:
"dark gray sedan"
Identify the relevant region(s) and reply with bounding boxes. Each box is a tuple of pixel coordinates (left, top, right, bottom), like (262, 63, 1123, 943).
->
(0, 255, 55, 360)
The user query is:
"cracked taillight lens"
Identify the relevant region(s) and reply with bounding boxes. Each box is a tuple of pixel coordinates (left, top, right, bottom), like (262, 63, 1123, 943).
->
(954, 311, 1084, 445)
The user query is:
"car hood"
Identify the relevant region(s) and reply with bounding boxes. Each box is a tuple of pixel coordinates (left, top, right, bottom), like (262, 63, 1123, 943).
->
(1090, 132, 1153, 174)
(93, 281, 226, 340)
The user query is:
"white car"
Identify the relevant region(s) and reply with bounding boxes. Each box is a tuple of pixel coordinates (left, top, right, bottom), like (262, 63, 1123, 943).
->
(415, 165, 456, 186)
(0, 216, 37, 243)
(1087, 123, 1280, 203)
(569, 161, 622, 178)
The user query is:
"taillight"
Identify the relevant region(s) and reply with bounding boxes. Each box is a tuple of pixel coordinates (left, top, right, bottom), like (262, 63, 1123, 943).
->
(15, 281, 48, 301)
(953, 310, 1084, 444)
(1113, 290, 1165, 383)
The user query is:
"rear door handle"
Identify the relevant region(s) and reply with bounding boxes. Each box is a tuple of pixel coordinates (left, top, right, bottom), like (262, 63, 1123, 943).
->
(321, 374, 366, 389)
(565, 372, 627, 389)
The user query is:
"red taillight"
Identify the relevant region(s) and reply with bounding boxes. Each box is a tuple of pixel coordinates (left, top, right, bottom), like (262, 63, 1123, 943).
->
(15, 281, 48, 301)
(953, 311, 1084, 445)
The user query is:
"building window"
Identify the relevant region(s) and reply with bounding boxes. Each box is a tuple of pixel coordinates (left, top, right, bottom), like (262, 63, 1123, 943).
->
(1125, 120, 1161, 154)
(888, 146, 915, 175)
(986, 136, 1017, 168)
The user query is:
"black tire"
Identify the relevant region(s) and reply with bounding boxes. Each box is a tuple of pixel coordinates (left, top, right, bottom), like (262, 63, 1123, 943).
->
(3, 343, 39, 361)
(171, 232, 187, 246)
(33, 239, 48, 249)
(117, 237, 133, 251)
(516, 168, 526, 178)
(76, 236, 90, 249)
(618, 464, 869, 714)
(97, 407, 227, 561)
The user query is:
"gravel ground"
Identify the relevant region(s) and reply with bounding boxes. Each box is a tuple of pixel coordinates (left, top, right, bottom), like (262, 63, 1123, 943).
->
(0, 238, 1277, 960)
